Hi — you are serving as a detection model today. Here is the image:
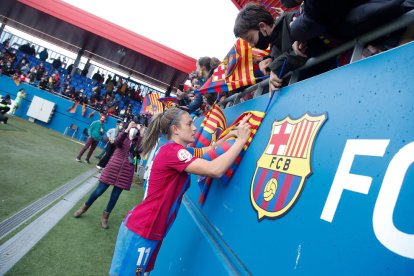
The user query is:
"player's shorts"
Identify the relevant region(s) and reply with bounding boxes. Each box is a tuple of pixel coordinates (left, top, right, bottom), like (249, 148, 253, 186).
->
(109, 215, 159, 276)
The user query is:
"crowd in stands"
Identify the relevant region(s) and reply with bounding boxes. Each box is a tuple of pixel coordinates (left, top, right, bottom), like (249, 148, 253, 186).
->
(170, 1, 413, 120)
(233, 0, 413, 95)
(1, 1, 413, 126)
(0, 39, 160, 124)
(170, 56, 225, 120)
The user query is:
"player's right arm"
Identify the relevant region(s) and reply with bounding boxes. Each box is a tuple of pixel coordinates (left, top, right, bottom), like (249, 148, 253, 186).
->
(185, 122, 251, 178)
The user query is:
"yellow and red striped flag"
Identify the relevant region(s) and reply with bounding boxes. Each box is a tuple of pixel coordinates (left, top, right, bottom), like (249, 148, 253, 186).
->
(198, 38, 268, 94)
(198, 110, 265, 203)
(142, 93, 163, 114)
(190, 103, 227, 157)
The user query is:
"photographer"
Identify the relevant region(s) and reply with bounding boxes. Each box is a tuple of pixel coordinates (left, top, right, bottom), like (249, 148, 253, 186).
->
(73, 118, 143, 229)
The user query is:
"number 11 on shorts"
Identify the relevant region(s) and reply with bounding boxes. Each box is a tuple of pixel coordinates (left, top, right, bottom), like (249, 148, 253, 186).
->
(137, 247, 151, 266)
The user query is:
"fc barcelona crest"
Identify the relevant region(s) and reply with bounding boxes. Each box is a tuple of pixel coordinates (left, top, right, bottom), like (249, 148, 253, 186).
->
(250, 113, 327, 220)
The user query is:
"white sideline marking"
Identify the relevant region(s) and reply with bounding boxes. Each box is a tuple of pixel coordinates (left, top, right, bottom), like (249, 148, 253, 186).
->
(0, 177, 98, 275)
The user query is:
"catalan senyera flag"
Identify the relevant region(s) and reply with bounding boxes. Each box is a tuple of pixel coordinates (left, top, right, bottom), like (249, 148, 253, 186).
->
(198, 110, 265, 203)
(190, 103, 227, 158)
(198, 38, 269, 94)
(142, 93, 163, 114)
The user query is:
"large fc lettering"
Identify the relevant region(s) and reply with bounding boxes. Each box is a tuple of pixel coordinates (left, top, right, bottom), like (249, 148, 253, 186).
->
(321, 139, 414, 259)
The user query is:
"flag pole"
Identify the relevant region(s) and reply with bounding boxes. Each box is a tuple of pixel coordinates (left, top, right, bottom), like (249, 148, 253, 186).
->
(264, 58, 287, 113)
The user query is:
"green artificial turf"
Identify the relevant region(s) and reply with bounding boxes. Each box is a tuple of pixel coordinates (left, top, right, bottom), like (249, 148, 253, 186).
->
(0, 117, 93, 221)
(1, 116, 145, 275)
(7, 180, 144, 276)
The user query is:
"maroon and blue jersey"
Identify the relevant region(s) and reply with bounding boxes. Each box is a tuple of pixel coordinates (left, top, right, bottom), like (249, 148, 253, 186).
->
(126, 142, 197, 240)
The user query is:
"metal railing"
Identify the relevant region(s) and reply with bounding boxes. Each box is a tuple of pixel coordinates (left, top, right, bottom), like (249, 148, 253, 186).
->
(0, 31, 78, 67)
(223, 9, 414, 108)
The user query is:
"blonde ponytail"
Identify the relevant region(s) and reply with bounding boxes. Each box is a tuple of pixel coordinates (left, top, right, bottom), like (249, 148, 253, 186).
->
(141, 108, 185, 156)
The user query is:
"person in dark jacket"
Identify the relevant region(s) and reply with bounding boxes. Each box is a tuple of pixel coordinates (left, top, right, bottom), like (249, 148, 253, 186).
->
(233, 2, 307, 94)
(283, 0, 410, 58)
(73, 120, 143, 229)
(38, 48, 49, 61)
(285, 0, 407, 43)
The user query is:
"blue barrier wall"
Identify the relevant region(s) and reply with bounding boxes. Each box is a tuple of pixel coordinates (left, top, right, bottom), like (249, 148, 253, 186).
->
(0, 76, 117, 139)
(153, 42, 414, 275)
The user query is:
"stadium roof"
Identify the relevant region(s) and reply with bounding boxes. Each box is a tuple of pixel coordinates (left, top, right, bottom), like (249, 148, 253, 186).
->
(0, 0, 197, 91)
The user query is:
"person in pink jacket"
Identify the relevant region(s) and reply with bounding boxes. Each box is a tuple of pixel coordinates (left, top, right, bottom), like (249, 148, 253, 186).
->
(73, 120, 142, 229)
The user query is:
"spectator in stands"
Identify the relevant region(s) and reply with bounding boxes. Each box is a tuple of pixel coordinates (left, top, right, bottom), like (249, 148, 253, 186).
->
(234, 2, 307, 93)
(283, 0, 410, 58)
(11, 88, 27, 116)
(81, 66, 89, 77)
(92, 71, 100, 82)
(121, 105, 134, 122)
(16, 55, 28, 69)
(59, 75, 71, 94)
(75, 114, 106, 164)
(132, 87, 142, 102)
(66, 63, 74, 75)
(52, 57, 62, 70)
(27, 67, 36, 84)
(120, 80, 128, 95)
(177, 57, 209, 117)
(0, 56, 4, 75)
(38, 48, 49, 61)
(175, 87, 190, 108)
(73, 119, 143, 229)
(208, 57, 221, 77)
(63, 86, 75, 98)
(18, 43, 35, 56)
(2, 38, 10, 47)
(196, 56, 211, 85)
(3, 60, 15, 76)
(38, 74, 49, 90)
(35, 63, 46, 81)
(47, 73, 59, 92)
(107, 105, 116, 116)
(79, 93, 88, 106)
(105, 74, 112, 84)
(105, 77, 115, 95)
(20, 62, 30, 75)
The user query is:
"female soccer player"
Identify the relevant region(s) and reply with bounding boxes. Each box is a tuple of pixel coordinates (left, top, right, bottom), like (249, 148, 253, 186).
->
(110, 107, 251, 275)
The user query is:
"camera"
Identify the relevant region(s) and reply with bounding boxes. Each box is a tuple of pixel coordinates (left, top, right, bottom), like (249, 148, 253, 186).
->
(178, 84, 184, 91)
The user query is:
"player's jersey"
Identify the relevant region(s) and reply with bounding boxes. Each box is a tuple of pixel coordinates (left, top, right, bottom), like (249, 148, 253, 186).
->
(126, 141, 197, 240)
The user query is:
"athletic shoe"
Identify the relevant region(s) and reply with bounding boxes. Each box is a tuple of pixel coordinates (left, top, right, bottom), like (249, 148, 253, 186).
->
(75, 158, 81, 162)
(96, 165, 103, 170)
(85, 159, 91, 164)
